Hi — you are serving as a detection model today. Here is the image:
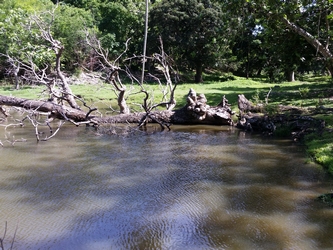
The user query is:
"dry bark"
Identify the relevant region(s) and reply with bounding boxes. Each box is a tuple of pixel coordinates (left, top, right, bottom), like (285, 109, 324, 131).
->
(0, 95, 88, 122)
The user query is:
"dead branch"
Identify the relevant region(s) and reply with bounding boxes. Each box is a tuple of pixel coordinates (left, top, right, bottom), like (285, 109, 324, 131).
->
(0, 222, 17, 250)
(86, 34, 131, 114)
(265, 88, 272, 105)
(0, 222, 6, 250)
(0, 95, 88, 123)
(1, 5, 83, 111)
(41, 121, 65, 141)
(0, 107, 8, 117)
(31, 7, 80, 109)
(128, 37, 178, 113)
(10, 224, 17, 250)
(153, 36, 178, 110)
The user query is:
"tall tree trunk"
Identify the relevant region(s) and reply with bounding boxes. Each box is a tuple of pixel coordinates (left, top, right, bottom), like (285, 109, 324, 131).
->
(14, 63, 20, 90)
(118, 88, 130, 114)
(141, 0, 149, 85)
(195, 63, 203, 83)
(281, 17, 333, 77)
(285, 70, 295, 82)
(246, 44, 250, 79)
(327, 61, 333, 77)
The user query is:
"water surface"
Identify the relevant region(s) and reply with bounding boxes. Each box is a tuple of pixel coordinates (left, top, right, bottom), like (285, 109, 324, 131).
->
(0, 124, 332, 249)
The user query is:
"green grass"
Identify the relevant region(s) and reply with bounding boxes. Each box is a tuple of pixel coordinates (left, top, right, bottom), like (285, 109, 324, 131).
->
(306, 132, 333, 174)
(0, 85, 45, 99)
(304, 112, 333, 174)
(1, 74, 333, 174)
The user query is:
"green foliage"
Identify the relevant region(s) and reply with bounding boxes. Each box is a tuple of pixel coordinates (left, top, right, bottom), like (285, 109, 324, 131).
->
(2, 0, 53, 12)
(0, 5, 54, 68)
(317, 193, 333, 206)
(251, 89, 262, 105)
(298, 87, 309, 98)
(304, 112, 333, 175)
(52, 4, 96, 70)
(98, 2, 139, 41)
(274, 124, 293, 138)
(266, 104, 280, 115)
(97, 1, 144, 56)
(0, 0, 101, 73)
(224, 0, 333, 81)
(150, 0, 237, 82)
(0, 0, 332, 83)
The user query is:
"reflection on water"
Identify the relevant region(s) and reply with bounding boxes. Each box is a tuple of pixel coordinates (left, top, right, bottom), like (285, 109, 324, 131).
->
(0, 124, 332, 250)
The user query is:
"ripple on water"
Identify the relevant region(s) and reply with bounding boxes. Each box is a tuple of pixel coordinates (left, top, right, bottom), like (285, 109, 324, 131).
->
(0, 125, 332, 249)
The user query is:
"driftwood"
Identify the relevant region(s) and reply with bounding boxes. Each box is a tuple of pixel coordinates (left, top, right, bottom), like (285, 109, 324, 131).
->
(0, 95, 89, 123)
(0, 88, 234, 127)
(236, 94, 325, 140)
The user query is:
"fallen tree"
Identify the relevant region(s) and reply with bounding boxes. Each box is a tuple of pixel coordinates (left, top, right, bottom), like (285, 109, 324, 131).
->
(0, 5, 234, 139)
(0, 88, 234, 130)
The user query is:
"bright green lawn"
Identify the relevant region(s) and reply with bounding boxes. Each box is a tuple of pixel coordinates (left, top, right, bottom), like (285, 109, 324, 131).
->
(1, 74, 333, 174)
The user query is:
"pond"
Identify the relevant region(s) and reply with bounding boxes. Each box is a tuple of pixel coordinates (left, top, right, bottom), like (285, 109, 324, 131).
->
(0, 123, 332, 249)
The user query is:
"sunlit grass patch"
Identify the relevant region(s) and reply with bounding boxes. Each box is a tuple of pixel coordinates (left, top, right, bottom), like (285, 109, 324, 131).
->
(0, 84, 45, 99)
(306, 131, 333, 175)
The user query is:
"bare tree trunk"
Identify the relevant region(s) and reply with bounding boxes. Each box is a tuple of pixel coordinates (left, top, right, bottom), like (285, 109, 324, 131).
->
(117, 86, 130, 114)
(286, 70, 295, 82)
(290, 71, 295, 82)
(13, 63, 20, 90)
(195, 63, 203, 83)
(327, 62, 333, 77)
(32, 10, 80, 109)
(86, 35, 130, 114)
(0, 95, 88, 122)
(141, 0, 149, 85)
(54, 44, 80, 109)
(149, 37, 178, 111)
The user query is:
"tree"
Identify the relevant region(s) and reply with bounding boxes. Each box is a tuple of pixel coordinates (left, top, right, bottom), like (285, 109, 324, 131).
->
(150, 0, 235, 82)
(52, 4, 96, 71)
(246, 0, 333, 77)
(255, 17, 313, 82)
(0, 1, 234, 137)
(2, 0, 53, 11)
(232, 16, 266, 78)
(98, 2, 139, 44)
(0, 2, 54, 88)
(0, 0, 96, 77)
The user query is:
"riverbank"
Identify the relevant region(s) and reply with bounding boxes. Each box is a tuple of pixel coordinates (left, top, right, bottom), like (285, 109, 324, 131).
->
(1, 73, 332, 174)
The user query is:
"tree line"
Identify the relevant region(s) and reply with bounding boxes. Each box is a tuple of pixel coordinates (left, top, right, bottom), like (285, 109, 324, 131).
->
(0, 0, 332, 84)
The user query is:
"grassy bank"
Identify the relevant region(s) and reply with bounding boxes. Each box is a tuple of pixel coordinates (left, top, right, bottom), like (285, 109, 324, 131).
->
(1, 74, 333, 174)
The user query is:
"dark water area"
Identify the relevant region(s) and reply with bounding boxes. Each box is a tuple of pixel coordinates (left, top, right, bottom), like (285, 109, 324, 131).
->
(0, 124, 332, 249)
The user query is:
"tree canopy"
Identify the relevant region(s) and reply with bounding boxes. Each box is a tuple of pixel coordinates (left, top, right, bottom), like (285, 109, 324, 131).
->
(149, 0, 237, 82)
(0, 0, 332, 82)
(244, 0, 333, 77)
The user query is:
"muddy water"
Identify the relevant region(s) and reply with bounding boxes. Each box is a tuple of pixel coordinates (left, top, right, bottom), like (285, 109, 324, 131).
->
(0, 124, 332, 250)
